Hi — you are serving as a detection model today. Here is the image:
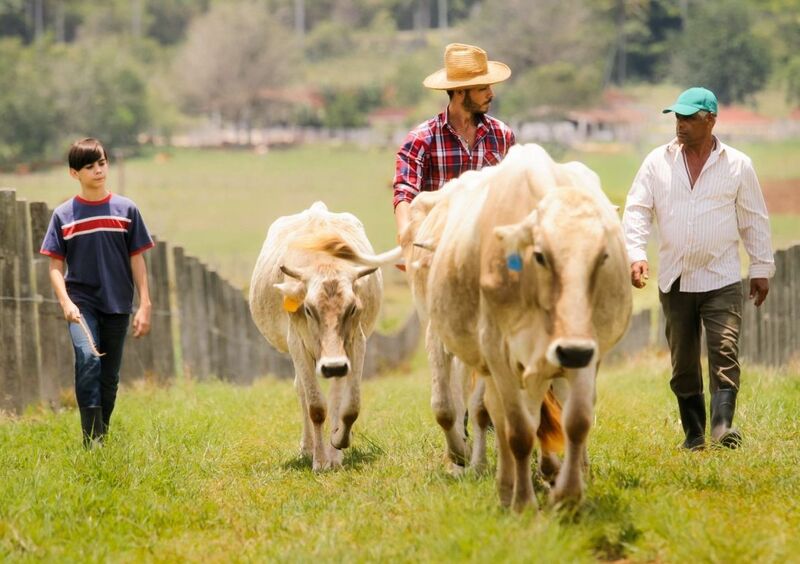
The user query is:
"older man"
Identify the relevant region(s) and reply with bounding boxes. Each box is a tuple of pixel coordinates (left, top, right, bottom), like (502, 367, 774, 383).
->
(393, 43, 515, 238)
(623, 87, 775, 451)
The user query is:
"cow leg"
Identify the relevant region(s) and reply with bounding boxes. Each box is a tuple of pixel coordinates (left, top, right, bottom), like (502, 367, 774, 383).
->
(289, 337, 328, 472)
(484, 378, 514, 508)
(468, 376, 490, 473)
(294, 374, 313, 458)
(551, 365, 595, 505)
(427, 324, 469, 472)
(331, 333, 364, 451)
(485, 351, 540, 511)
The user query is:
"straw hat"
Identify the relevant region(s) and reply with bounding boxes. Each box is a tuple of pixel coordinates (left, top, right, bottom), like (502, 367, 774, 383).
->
(423, 43, 511, 90)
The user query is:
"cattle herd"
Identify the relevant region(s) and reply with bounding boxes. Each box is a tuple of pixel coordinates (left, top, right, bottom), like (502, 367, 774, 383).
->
(249, 144, 632, 512)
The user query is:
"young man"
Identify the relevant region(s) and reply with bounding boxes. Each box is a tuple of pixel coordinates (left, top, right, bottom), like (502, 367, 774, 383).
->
(40, 138, 154, 447)
(622, 87, 775, 450)
(393, 43, 515, 239)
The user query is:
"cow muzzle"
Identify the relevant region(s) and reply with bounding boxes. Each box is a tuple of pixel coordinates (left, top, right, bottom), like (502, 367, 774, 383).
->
(318, 356, 350, 378)
(546, 339, 596, 369)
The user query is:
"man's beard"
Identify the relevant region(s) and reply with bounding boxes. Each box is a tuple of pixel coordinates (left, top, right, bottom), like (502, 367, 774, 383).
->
(463, 91, 488, 116)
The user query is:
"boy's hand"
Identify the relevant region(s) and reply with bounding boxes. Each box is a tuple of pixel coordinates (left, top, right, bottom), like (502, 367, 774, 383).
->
(132, 305, 151, 338)
(62, 301, 81, 323)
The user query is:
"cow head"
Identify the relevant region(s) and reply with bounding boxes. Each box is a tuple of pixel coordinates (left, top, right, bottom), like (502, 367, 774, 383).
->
(275, 263, 377, 378)
(495, 187, 610, 370)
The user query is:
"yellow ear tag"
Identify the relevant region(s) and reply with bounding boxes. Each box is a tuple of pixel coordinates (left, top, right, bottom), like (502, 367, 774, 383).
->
(283, 296, 301, 313)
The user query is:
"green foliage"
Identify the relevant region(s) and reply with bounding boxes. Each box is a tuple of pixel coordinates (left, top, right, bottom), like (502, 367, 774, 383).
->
(503, 62, 602, 117)
(671, 0, 772, 104)
(1, 358, 799, 560)
(0, 39, 65, 164)
(785, 56, 800, 105)
(175, 2, 300, 126)
(321, 85, 383, 128)
(0, 37, 150, 165)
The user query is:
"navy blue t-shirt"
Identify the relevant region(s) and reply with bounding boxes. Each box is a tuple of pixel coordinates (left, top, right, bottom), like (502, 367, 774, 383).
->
(40, 193, 154, 314)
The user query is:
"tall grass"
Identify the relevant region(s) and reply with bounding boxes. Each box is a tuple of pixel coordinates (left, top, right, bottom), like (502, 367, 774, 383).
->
(2, 353, 799, 562)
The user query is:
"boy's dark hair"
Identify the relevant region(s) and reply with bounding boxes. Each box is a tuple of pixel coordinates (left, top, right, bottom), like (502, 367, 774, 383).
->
(68, 138, 108, 170)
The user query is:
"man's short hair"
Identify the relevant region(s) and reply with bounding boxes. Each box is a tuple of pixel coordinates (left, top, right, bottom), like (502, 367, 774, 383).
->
(68, 138, 107, 170)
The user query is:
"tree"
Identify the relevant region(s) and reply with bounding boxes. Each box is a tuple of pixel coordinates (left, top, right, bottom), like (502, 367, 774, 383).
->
(464, 0, 610, 115)
(466, 0, 611, 78)
(175, 1, 299, 136)
(670, 0, 771, 104)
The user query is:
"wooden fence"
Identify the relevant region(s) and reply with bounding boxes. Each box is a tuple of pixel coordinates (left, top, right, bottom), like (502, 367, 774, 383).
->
(0, 189, 420, 414)
(1, 188, 797, 414)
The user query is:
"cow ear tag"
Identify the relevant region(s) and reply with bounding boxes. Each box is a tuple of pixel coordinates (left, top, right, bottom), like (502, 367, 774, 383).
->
(506, 252, 523, 272)
(283, 296, 301, 313)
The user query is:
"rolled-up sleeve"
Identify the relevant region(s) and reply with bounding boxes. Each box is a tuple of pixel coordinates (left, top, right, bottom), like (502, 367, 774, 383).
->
(622, 160, 655, 264)
(393, 132, 426, 209)
(736, 159, 775, 279)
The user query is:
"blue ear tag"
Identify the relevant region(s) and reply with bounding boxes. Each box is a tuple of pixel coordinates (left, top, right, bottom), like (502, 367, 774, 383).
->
(506, 252, 523, 272)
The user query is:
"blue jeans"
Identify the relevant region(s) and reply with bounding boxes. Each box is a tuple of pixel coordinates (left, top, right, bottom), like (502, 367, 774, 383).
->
(68, 307, 130, 422)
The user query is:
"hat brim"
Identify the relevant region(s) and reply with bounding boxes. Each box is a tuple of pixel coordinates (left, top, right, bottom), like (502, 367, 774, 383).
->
(662, 103, 701, 115)
(423, 61, 511, 90)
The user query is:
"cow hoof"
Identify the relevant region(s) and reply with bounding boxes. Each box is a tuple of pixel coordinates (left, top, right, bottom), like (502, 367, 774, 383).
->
(470, 461, 489, 475)
(447, 462, 467, 477)
(549, 487, 582, 508)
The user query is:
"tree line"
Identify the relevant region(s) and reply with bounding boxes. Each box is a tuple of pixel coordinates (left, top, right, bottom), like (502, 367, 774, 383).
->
(1, 0, 798, 166)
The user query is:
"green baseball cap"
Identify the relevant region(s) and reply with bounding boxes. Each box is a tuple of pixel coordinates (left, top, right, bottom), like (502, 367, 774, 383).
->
(662, 87, 718, 116)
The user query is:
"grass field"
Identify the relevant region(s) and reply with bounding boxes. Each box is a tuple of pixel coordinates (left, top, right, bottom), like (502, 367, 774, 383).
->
(2, 140, 798, 320)
(1, 351, 799, 562)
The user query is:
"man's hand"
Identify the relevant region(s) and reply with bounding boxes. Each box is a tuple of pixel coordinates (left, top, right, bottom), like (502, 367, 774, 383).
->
(749, 278, 769, 307)
(132, 305, 152, 338)
(630, 260, 649, 289)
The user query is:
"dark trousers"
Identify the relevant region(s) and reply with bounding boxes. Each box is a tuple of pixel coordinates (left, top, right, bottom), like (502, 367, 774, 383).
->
(68, 307, 129, 417)
(659, 279, 743, 398)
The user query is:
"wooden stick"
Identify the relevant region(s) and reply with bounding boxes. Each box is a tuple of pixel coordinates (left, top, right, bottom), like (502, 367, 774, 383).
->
(77, 315, 105, 357)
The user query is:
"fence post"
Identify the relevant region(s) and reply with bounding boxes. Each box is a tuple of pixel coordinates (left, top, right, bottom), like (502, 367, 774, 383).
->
(0, 189, 22, 413)
(15, 198, 43, 408)
(29, 202, 70, 406)
(790, 245, 800, 363)
(149, 240, 174, 380)
(173, 247, 194, 378)
(190, 258, 211, 379)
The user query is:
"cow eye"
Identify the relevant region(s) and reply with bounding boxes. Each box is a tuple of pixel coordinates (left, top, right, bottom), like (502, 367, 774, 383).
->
(303, 304, 314, 319)
(534, 251, 546, 267)
(345, 304, 357, 318)
(601, 252, 609, 264)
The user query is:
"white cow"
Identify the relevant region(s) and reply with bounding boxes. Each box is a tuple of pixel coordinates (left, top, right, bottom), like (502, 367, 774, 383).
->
(249, 201, 398, 471)
(420, 144, 632, 511)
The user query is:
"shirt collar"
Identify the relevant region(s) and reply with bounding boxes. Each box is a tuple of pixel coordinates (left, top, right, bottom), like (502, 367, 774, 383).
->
(666, 135, 725, 159)
(439, 108, 489, 132)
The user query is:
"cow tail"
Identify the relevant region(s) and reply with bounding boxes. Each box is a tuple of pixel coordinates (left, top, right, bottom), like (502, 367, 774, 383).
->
(537, 388, 564, 454)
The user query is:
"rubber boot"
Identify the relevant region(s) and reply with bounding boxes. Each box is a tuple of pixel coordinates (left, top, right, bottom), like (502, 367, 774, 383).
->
(711, 389, 742, 449)
(677, 394, 706, 451)
(80, 406, 106, 448)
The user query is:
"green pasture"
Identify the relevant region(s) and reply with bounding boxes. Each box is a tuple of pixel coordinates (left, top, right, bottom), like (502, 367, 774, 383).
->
(1, 351, 798, 562)
(2, 140, 798, 319)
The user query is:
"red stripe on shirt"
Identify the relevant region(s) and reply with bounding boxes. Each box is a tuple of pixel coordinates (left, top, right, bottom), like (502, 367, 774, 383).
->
(130, 241, 155, 256)
(62, 217, 130, 239)
(40, 249, 65, 260)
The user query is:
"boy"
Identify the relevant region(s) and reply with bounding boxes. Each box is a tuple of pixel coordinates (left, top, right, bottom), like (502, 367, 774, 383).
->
(40, 138, 154, 447)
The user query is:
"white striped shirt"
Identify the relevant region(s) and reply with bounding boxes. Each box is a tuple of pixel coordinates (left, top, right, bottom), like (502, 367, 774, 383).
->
(623, 137, 775, 293)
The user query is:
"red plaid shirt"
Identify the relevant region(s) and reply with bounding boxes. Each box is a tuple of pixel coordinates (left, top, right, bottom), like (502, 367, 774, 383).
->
(393, 109, 515, 208)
